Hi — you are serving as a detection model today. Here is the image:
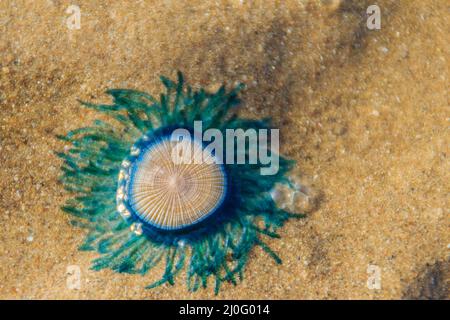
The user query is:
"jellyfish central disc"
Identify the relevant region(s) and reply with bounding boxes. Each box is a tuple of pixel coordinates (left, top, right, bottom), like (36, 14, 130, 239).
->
(128, 136, 227, 230)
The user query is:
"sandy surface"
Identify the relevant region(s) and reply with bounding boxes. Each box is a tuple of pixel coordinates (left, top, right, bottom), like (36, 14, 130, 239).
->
(0, 0, 448, 299)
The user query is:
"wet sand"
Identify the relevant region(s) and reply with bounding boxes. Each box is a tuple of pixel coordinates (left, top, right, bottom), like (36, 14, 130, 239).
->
(0, 0, 448, 299)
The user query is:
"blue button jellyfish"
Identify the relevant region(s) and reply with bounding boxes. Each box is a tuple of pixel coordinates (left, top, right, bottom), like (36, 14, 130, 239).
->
(57, 72, 304, 294)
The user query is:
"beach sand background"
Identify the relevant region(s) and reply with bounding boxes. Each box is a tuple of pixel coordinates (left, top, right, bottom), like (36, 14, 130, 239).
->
(0, 0, 448, 299)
